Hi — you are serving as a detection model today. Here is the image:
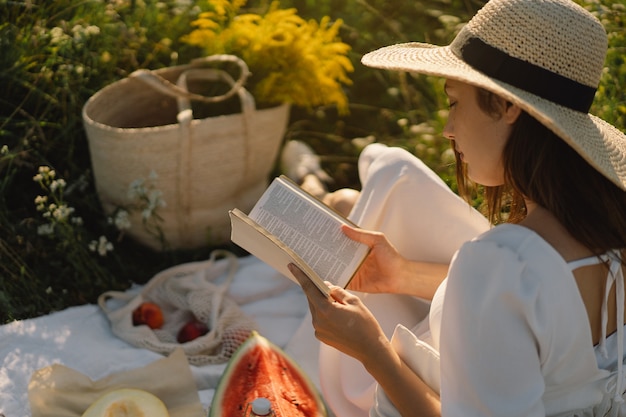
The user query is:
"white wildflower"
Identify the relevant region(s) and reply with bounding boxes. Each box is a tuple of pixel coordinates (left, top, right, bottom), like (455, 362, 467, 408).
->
(143, 189, 166, 219)
(438, 14, 461, 27)
(441, 148, 456, 164)
(409, 122, 435, 135)
(113, 210, 131, 230)
(85, 25, 101, 36)
(49, 27, 69, 44)
(37, 223, 55, 236)
(35, 195, 47, 211)
(128, 173, 166, 221)
(351, 135, 376, 150)
(49, 179, 66, 192)
(52, 205, 74, 221)
(128, 178, 145, 200)
(147, 189, 166, 210)
(34, 166, 51, 183)
(1, 145, 8, 155)
(437, 109, 449, 119)
(71, 24, 99, 42)
(89, 236, 114, 256)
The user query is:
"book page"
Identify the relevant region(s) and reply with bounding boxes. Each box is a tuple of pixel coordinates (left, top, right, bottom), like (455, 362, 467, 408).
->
(230, 208, 331, 297)
(248, 177, 368, 288)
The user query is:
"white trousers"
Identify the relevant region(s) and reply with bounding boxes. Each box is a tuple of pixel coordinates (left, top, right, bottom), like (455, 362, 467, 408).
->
(318, 143, 490, 417)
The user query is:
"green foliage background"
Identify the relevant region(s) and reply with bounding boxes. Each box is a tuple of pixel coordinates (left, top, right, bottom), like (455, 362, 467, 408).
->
(0, 0, 624, 323)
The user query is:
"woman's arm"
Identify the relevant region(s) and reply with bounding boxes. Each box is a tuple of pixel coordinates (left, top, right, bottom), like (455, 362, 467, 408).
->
(361, 331, 441, 417)
(342, 225, 448, 300)
(289, 264, 441, 417)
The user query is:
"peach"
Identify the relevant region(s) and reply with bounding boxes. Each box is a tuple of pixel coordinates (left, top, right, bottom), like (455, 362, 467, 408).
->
(132, 302, 164, 329)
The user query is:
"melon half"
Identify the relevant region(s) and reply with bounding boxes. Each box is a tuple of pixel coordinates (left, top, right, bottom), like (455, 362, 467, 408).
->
(81, 388, 170, 417)
(210, 331, 327, 417)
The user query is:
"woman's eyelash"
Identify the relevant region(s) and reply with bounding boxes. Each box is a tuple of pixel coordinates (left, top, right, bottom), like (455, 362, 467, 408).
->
(448, 101, 457, 109)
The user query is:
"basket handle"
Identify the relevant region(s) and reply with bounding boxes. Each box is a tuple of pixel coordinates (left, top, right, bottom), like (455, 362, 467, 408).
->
(175, 67, 255, 116)
(128, 54, 250, 104)
(173, 67, 256, 244)
(97, 249, 240, 315)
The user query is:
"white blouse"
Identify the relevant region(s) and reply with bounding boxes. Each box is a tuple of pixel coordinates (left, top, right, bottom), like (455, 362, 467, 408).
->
(373, 224, 626, 417)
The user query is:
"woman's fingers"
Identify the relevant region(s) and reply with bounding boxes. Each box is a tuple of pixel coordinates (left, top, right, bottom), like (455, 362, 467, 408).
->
(341, 224, 384, 247)
(288, 264, 383, 359)
(288, 263, 328, 302)
(325, 281, 352, 304)
(288, 263, 311, 289)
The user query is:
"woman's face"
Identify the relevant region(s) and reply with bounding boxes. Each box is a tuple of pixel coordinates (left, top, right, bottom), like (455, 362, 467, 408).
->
(442, 79, 517, 187)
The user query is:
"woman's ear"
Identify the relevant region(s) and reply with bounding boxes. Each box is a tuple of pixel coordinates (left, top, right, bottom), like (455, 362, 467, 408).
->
(504, 101, 522, 125)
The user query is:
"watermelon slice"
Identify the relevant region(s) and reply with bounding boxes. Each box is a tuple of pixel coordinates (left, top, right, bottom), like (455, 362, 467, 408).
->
(210, 331, 327, 417)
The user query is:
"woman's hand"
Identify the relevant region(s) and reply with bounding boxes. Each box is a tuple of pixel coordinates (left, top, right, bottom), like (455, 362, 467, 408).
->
(288, 263, 388, 363)
(341, 225, 412, 294)
(342, 225, 449, 299)
(289, 263, 442, 417)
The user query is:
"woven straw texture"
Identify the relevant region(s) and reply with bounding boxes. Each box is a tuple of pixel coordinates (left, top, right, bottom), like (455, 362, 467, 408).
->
(361, 0, 626, 191)
(83, 57, 290, 250)
(98, 250, 258, 366)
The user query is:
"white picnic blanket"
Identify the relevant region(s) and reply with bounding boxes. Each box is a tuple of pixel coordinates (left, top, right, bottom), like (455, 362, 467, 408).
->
(0, 254, 319, 417)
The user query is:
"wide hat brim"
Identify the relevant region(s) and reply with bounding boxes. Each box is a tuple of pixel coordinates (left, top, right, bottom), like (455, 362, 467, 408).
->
(362, 42, 626, 191)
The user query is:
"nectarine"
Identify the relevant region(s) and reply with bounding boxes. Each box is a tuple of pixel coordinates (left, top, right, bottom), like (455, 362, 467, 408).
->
(177, 319, 209, 343)
(132, 302, 164, 329)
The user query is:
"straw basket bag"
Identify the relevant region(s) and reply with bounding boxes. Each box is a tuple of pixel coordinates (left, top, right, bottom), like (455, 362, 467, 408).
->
(82, 55, 290, 250)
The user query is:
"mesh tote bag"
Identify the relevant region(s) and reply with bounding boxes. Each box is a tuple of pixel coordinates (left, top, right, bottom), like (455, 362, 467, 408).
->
(97, 250, 258, 366)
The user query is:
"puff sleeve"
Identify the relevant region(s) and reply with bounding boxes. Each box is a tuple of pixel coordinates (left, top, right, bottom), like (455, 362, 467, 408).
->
(439, 239, 546, 417)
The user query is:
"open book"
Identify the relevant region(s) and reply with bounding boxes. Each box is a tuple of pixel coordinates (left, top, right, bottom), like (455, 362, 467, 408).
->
(229, 175, 369, 297)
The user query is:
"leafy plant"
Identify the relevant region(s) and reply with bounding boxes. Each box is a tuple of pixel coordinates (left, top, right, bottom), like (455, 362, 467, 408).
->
(585, 0, 626, 129)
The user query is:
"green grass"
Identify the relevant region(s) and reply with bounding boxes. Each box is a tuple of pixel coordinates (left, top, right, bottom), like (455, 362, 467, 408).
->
(1, 0, 624, 323)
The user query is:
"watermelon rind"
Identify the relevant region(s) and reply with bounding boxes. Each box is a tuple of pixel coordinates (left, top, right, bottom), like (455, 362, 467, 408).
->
(209, 331, 327, 417)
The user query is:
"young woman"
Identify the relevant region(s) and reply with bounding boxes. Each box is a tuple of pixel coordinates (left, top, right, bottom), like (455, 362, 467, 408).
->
(288, 0, 626, 416)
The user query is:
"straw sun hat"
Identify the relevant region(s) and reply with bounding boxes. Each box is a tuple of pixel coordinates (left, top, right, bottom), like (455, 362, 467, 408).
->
(362, 0, 626, 190)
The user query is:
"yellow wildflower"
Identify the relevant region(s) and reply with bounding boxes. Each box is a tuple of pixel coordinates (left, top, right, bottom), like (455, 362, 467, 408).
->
(182, 0, 353, 112)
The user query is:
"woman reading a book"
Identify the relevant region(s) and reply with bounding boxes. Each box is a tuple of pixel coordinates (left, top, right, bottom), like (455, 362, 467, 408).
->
(287, 0, 626, 416)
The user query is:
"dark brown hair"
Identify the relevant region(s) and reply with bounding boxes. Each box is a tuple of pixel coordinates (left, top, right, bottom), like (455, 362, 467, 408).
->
(454, 87, 626, 254)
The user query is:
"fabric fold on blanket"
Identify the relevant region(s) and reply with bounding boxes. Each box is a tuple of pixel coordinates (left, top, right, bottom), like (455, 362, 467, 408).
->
(28, 348, 204, 417)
